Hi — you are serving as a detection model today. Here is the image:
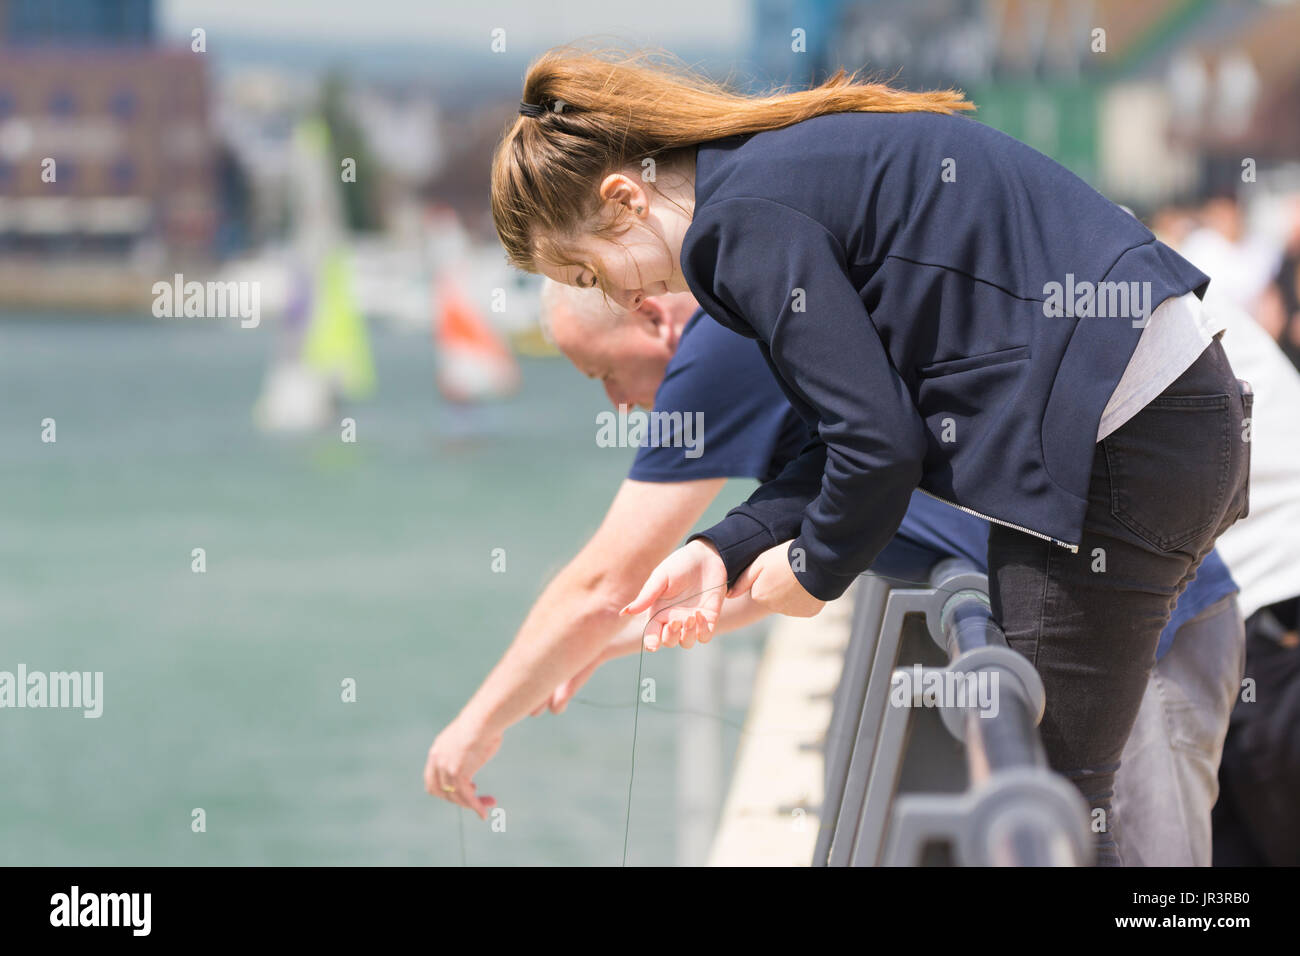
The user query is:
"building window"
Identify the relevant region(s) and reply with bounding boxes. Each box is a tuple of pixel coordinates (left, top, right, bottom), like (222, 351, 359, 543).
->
(49, 90, 76, 117)
(51, 160, 76, 192)
(110, 89, 138, 121)
(109, 158, 136, 191)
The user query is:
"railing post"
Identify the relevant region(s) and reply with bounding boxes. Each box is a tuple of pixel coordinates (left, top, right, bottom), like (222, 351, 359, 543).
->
(819, 557, 1092, 866)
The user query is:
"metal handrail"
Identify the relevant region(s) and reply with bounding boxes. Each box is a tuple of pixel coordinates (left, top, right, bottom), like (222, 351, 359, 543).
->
(815, 558, 1092, 866)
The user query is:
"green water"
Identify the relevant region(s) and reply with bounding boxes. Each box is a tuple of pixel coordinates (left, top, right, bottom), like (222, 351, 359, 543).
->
(0, 315, 761, 866)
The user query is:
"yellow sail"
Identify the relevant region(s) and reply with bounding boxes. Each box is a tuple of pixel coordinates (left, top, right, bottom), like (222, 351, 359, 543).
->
(302, 248, 376, 399)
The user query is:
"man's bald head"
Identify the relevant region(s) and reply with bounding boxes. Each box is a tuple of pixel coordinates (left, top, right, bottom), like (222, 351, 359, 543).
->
(540, 279, 701, 409)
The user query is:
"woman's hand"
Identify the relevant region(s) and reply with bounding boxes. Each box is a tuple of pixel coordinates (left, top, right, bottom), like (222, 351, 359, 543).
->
(423, 718, 503, 820)
(621, 538, 728, 651)
(728, 540, 825, 617)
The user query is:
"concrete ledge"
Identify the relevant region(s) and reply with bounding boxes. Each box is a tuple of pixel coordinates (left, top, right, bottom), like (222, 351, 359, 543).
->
(707, 587, 854, 866)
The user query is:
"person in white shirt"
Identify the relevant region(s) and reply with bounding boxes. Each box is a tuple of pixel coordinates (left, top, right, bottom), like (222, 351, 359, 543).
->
(1164, 204, 1300, 621)
(1195, 296, 1300, 866)
(1180, 192, 1284, 322)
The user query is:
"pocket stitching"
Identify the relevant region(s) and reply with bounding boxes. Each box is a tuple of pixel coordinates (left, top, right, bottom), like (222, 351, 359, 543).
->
(915, 344, 1029, 379)
(1143, 394, 1230, 410)
(1237, 389, 1253, 522)
(1103, 398, 1231, 552)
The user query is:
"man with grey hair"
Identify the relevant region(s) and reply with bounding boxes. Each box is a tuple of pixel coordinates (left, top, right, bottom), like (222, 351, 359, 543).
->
(424, 281, 808, 817)
(539, 278, 706, 411)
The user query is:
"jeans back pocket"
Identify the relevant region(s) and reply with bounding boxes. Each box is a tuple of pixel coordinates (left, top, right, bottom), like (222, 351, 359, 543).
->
(1102, 393, 1232, 553)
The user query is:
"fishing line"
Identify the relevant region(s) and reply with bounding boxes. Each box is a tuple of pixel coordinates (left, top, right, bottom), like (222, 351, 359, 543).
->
(454, 565, 988, 865)
(622, 581, 728, 866)
(617, 566, 991, 864)
(457, 806, 466, 866)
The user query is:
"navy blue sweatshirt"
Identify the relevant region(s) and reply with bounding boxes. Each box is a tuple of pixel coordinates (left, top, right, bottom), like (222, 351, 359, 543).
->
(680, 111, 1210, 601)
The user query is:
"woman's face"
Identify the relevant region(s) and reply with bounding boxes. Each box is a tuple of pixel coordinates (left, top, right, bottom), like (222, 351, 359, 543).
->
(537, 171, 694, 311)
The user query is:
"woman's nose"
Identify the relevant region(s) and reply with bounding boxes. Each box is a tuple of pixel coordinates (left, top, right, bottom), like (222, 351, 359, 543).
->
(617, 289, 644, 311)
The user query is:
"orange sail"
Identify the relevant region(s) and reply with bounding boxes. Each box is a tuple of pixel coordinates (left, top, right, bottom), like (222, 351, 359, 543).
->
(435, 278, 521, 402)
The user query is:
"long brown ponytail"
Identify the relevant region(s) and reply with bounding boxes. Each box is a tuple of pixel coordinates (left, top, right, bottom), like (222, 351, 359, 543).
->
(491, 45, 974, 275)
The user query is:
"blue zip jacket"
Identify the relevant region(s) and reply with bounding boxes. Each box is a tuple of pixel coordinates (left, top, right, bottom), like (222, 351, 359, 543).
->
(641, 308, 1236, 660)
(680, 111, 1211, 600)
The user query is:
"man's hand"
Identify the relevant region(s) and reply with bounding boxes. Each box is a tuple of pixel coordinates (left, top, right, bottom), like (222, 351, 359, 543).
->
(423, 718, 503, 820)
(621, 538, 728, 651)
(728, 540, 825, 617)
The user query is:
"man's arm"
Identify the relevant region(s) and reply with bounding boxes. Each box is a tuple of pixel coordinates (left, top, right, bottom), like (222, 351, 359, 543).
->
(455, 477, 726, 738)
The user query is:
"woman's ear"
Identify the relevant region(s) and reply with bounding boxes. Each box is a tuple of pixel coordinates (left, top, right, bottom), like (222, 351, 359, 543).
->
(599, 173, 650, 217)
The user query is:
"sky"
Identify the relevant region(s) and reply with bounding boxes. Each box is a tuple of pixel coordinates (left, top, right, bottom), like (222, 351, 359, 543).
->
(161, 0, 750, 49)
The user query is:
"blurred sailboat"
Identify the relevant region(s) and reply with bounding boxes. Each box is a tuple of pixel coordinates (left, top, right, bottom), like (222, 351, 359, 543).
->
(434, 276, 520, 403)
(255, 117, 375, 433)
(255, 249, 375, 431)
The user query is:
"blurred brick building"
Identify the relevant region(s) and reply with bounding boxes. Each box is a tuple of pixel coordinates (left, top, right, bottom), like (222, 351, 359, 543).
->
(0, 0, 216, 258)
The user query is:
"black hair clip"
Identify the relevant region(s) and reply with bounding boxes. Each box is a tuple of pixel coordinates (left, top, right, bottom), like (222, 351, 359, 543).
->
(519, 99, 568, 117)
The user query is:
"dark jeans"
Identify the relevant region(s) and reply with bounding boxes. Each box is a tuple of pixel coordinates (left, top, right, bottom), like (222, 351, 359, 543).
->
(987, 336, 1251, 866)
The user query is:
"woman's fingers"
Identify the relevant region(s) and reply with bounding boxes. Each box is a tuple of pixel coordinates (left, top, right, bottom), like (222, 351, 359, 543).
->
(641, 608, 716, 651)
(644, 614, 675, 651)
(687, 610, 717, 647)
(622, 567, 669, 616)
(679, 612, 698, 648)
